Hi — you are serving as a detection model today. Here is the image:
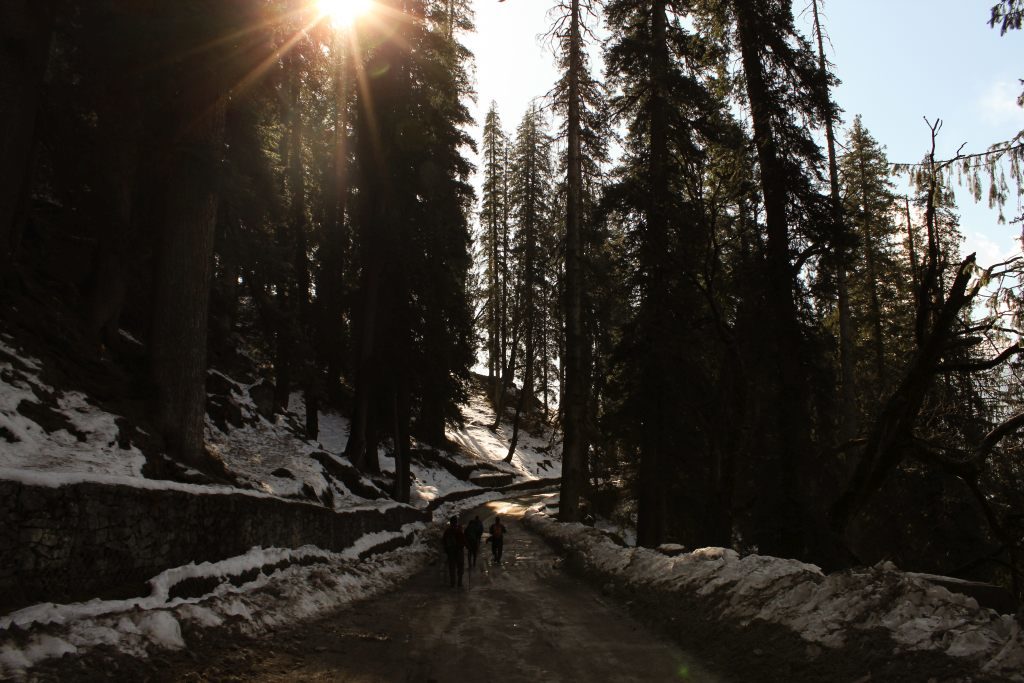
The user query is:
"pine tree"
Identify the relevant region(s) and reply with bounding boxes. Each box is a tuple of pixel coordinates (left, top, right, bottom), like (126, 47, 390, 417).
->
(604, 0, 735, 547)
(479, 103, 510, 394)
(345, 0, 476, 492)
(839, 117, 912, 409)
(829, 122, 974, 548)
(727, 0, 833, 560)
(149, 1, 244, 470)
(991, 0, 1024, 34)
(550, 0, 607, 522)
(271, 45, 313, 414)
(502, 104, 556, 461)
(810, 0, 857, 443)
(558, 0, 587, 520)
(315, 22, 355, 410)
(407, 0, 476, 449)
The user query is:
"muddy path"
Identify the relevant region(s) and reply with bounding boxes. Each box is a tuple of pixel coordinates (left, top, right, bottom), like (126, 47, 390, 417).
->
(53, 497, 727, 682)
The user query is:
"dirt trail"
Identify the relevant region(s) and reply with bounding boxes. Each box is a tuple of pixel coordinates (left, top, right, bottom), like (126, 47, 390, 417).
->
(107, 498, 726, 682)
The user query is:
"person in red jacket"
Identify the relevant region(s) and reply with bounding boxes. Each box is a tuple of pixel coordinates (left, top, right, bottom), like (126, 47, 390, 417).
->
(441, 516, 466, 587)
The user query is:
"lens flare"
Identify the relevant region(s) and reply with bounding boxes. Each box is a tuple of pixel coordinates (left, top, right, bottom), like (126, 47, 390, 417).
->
(317, 0, 372, 28)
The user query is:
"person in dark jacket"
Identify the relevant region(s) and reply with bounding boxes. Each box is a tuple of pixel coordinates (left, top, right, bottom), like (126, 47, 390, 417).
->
(464, 515, 484, 569)
(441, 516, 465, 587)
(488, 516, 508, 564)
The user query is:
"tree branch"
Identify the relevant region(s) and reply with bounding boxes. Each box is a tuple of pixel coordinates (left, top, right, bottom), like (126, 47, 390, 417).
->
(936, 343, 1023, 373)
(911, 439, 975, 477)
(973, 411, 1024, 463)
(891, 141, 1024, 170)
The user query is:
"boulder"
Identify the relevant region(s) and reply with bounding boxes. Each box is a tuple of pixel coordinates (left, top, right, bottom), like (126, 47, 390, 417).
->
(248, 379, 276, 420)
(206, 395, 244, 432)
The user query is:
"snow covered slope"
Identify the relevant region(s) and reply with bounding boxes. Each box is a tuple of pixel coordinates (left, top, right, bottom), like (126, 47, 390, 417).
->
(1, 332, 559, 511)
(0, 334, 147, 479)
(1, 332, 561, 678)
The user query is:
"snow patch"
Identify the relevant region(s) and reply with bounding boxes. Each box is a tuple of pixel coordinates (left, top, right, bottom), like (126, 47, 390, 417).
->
(136, 612, 184, 650)
(0, 342, 145, 478)
(447, 394, 561, 480)
(521, 509, 1024, 681)
(0, 525, 431, 678)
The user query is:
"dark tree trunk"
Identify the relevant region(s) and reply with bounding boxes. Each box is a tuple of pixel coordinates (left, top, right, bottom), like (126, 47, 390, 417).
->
(320, 34, 351, 402)
(505, 320, 534, 464)
(635, 0, 671, 549)
(364, 410, 380, 474)
(88, 89, 141, 351)
(417, 393, 447, 448)
(559, 0, 587, 523)
(541, 292, 550, 421)
(905, 197, 919, 288)
(915, 124, 944, 349)
(0, 0, 56, 273)
(346, 26, 399, 471)
(273, 58, 311, 414)
(733, 0, 813, 558)
(497, 148, 511, 407)
(151, 47, 226, 470)
(345, 258, 381, 469)
(393, 384, 412, 503)
(274, 330, 294, 411)
(491, 323, 520, 431)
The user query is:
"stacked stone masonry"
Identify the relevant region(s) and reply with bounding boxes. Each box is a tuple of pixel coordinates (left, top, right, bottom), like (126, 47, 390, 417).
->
(0, 480, 428, 614)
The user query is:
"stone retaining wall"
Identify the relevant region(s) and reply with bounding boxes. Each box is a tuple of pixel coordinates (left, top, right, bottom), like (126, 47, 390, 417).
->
(0, 480, 428, 614)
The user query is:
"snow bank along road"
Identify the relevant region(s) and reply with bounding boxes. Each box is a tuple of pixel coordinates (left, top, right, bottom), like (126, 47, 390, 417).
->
(97, 496, 726, 682)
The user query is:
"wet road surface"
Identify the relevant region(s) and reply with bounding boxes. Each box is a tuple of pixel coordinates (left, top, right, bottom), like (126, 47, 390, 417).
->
(153, 498, 727, 682)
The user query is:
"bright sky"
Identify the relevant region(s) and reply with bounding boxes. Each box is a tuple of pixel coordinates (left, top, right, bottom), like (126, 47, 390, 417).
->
(813, 0, 1024, 266)
(463, 0, 1024, 267)
(464, 0, 562, 151)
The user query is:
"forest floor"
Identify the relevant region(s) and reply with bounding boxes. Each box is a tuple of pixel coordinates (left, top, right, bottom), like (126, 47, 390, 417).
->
(30, 495, 729, 683)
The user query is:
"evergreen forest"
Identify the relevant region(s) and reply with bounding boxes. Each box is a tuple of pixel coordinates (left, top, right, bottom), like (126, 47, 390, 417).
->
(3, 0, 1024, 602)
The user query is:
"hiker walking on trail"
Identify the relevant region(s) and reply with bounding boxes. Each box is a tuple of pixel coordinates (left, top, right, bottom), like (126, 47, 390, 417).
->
(465, 515, 484, 569)
(441, 516, 465, 587)
(488, 516, 508, 564)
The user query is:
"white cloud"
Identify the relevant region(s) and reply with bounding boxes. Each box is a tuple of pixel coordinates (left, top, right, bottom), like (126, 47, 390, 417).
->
(962, 230, 1019, 269)
(977, 80, 1024, 126)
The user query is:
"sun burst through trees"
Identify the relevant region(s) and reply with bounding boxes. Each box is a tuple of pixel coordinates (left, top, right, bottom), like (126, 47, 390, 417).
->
(316, 0, 373, 28)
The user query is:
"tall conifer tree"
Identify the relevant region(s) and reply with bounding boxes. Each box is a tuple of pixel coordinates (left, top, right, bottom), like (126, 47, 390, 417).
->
(502, 105, 555, 460)
(480, 103, 510, 393)
(839, 117, 913, 407)
(604, 0, 735, 546)
(727, 0, 832, 559)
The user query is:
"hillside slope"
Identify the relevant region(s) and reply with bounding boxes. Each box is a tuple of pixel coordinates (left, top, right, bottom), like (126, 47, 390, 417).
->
(0, 320, 560, 677)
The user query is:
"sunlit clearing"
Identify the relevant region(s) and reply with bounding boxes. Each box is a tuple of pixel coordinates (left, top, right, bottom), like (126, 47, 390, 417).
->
(317, 0, 372, 27)
(486, 501, 522, 517)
